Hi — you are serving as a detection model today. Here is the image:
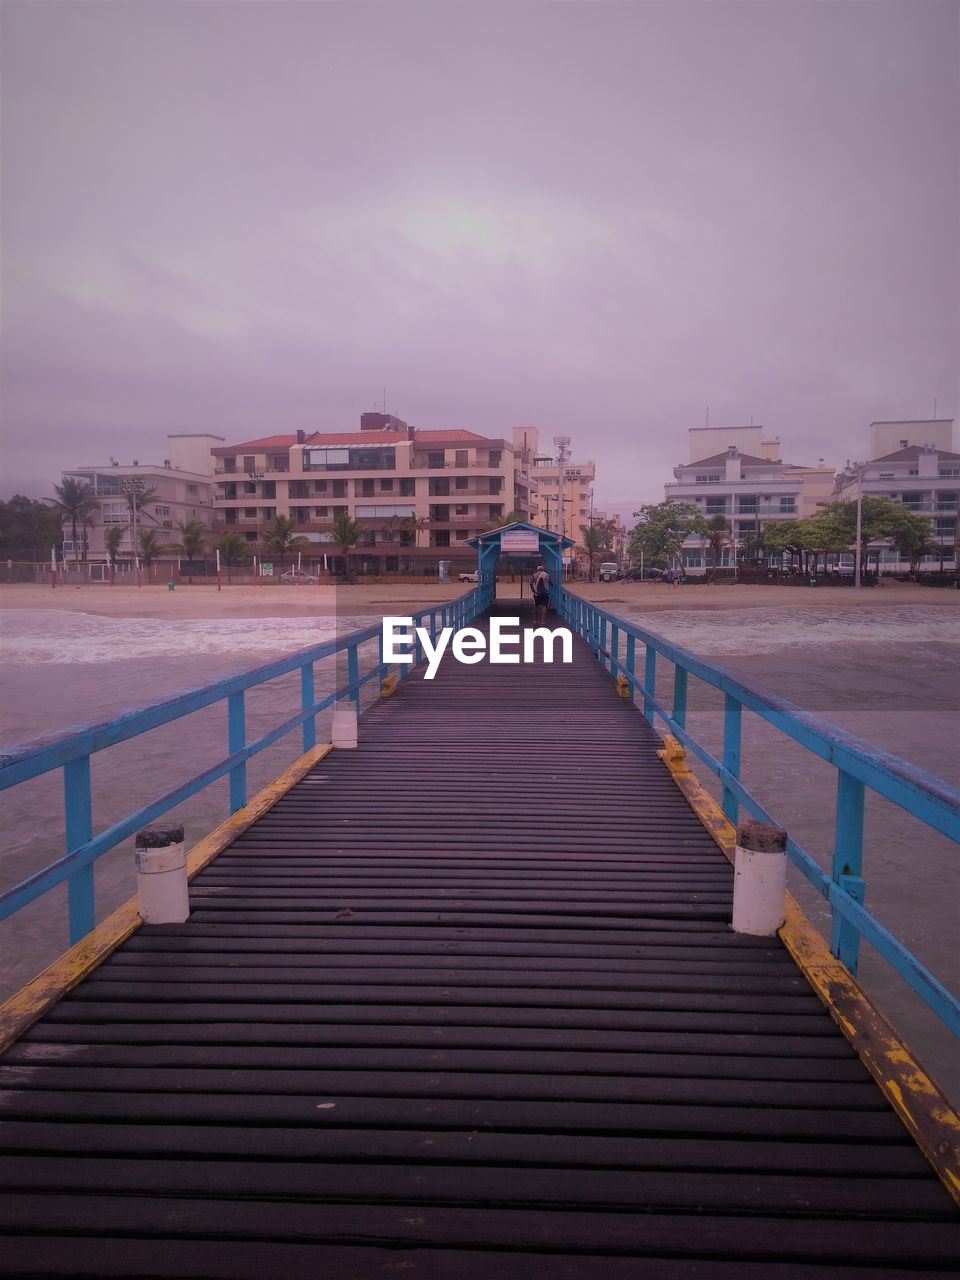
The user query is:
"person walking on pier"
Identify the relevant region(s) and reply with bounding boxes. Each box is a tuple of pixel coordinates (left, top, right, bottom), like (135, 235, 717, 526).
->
(531, 563, 551, 624)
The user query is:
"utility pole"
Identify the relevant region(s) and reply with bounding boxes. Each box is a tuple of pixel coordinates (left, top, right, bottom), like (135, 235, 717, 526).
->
(854, 463, 864, 589)
(553, 436, 571, 577)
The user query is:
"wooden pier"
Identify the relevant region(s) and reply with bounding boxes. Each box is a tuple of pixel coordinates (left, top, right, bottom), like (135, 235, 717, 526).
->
(0, 601, 958, 1276)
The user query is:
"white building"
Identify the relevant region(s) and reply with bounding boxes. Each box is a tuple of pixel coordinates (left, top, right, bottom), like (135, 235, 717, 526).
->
(665, 444, 807, 573)
(832, 422, 958, 571)
(60, 434, 221, 566)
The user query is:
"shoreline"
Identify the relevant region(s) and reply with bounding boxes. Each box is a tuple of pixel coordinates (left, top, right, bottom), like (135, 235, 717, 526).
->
(1, 578, 958, 621)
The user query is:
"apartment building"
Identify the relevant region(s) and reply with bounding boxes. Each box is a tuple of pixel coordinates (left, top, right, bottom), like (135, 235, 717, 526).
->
(665, 443, 806, 572)
(832, 419, 958, 570)
(212, 414, 537, 572)
(60, 434, 220, 565)
(513, 426, 596, 568)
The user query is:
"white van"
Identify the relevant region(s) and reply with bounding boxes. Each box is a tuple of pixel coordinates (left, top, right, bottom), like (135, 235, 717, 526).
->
(599, 562, 619, 582)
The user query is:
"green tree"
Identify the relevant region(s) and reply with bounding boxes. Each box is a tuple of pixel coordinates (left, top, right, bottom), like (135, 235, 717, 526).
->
(580, 518, 617, 582)
(104, 525, 124, 580)
(628, 499, 705, 570)
(703, 514, 731, 579)
(484, 509, 525, 531)
(173, 520, 207, 583)
(814, 497, 930, 576)
(331, 513, 366, 583)
(0, 496, 62, 561)
(216, 531, 250, 584)
(51, 477, 96, 564)
(137, 528, 161, 569)
(263, 514, 309, 570)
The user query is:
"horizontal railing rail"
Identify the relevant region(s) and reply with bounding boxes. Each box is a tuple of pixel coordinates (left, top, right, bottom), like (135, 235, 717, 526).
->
(560, 590, 960, 1037)
(0, 586, 491, 949)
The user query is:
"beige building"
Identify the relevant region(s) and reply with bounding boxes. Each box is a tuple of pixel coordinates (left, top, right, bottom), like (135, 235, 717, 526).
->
(212, 414, 537, 572)
(512, 425, 596, 566)
(60, 434, 220, 566)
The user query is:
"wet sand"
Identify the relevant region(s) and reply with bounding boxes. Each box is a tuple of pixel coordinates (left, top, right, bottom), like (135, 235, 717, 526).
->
(1, 577, 957, 620)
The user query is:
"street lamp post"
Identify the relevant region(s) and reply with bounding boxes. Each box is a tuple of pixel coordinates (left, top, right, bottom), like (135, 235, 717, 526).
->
(854, 463, 864, 589)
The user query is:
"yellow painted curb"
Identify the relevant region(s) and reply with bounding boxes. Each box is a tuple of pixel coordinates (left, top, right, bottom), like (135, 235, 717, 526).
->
(657, 733, 960, 1205)
(0, 742, 333, 1057)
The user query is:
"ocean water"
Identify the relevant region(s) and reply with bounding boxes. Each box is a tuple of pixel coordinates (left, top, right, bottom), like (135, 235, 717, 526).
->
(1, 601, 958, 1101)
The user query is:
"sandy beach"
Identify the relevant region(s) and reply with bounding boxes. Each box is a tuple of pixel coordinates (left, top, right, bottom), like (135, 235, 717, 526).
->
(1, 577, 957, 620)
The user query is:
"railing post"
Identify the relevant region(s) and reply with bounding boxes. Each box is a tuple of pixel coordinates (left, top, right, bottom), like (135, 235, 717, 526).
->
(643, 645, 656, 726)
(722, 694, 742, 824)
(625, 634, 636, 700)
(672, 665, 688, 731)
(347, 643, 360, 705)
(228, 691, 246, 812)
(300, 661, 316, 751)
(64, 756, 94, 943)
(610, 624, 620, 675)
(598, 617, 607, 664)
(832, 770, 866, 972)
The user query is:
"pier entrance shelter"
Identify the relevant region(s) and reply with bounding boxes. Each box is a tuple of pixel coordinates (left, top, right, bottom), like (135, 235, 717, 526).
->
(467, 521, 574, 603)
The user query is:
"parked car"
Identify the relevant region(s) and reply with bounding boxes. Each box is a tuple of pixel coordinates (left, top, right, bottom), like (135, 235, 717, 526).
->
(458, 571, 479, 583)
(598, 562, 619, 582)
(280, 568, 319, 585)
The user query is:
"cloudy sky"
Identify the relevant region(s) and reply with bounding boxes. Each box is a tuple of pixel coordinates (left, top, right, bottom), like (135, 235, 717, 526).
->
(2, 0, 957, 517)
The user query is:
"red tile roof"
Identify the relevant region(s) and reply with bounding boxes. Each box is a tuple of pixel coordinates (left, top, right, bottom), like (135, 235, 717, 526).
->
(415, 429, 494, 443)
(212, 435, 297, 454)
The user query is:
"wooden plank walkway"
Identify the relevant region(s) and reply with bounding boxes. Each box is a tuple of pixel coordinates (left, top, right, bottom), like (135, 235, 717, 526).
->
(0, 600, 957, 1277)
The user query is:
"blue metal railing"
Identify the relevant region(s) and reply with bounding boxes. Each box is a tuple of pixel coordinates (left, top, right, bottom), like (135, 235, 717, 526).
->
(561, 591, 960, 1037)
(0, 586, 490, 948)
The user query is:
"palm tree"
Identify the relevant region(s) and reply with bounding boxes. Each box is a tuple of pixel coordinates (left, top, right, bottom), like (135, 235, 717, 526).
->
(332, 513, 366, 583)
(216, 531, 250, 584)
(484, 509, 525, 531)
(580, 518, 616, 582)
(704, 514, 731, 580)
(263, 514, 309, 570)
(137, 529, 161, 572)
(401, 514, 431, 548)
(51, 477, 95, 565)
(173, 520, 207, 583)
(104, 525, 124, 584)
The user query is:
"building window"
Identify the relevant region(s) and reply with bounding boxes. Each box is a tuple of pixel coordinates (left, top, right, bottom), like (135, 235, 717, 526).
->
(940, 469, 960, 478)
(695, 474, 720, 484)
(244, 508, 257, 518)
(489, 450, 501, 466)
(289, 480, 309, 499)
(243, 481, 257, 495)
(455, 476, 468, 490)
(332, 481, 347, 497)
(313, 480, 328, 494)
(223, 458, 236, 474)
(380, 478, 393, 492)
(455, 504, 469, 515)
(354, 504, 417, 519)
(432, 530, 451, 547)
(186, 484, 198, 494)
(456, 529, 469, 540)
(399, 478, 416, 497)
(155, 505, 170, 516)
(315, 507, 329, 517)
(268, 455, 289, 472)
(428, 452, 445, 469)
(242, 456, 255, 473)
(455, 450, 468, 467)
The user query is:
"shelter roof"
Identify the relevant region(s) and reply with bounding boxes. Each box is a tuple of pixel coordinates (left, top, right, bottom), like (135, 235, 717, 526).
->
(682, 451, 776, 468)
(871, 446, 960, 463)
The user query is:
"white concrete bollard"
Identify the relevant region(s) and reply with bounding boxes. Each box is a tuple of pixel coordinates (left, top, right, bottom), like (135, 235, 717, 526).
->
(135, 822, 190, 924)
(732, 819, 788, 937)
(332, 700, 358, 749)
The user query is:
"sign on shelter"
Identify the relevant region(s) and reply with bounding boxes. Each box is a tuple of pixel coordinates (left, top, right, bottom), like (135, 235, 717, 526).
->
(500, 530, 540, 553)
